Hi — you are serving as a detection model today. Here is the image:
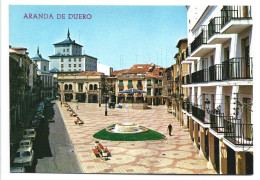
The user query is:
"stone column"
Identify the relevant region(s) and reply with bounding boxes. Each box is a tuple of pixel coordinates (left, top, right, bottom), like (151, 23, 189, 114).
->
(236, 152, 246, 174)
(219, 138, 228, 174)
(199, 126, 206, 157)
(194, 121, 199, 148)
(208, 132, 216, 169)
(85, 82, 89, 103)
(72, 82, 77, 101)
(189, 117, 193, 140)
(60, 82, 65, 102)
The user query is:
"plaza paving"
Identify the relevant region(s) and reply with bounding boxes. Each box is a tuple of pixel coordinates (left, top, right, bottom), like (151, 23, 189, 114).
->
(58, 102, 217, 174)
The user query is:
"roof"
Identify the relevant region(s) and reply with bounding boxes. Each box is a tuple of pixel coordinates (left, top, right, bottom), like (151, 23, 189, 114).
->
(145, 67, 165, 78)
(176, 38, 188, 48)
(74, 71, 104, 76)
(124, 64, 154, 74)
(11, 47, 27, 50)
(53, 38, 83, 47)
(53, 29, 83, 47)
(49, 68, 59, 73)
(37, 68, 50, 74)
(9, 48, 24, 55)
(30, 47, 50, 61)
(111, 69, 128, 77)
(49, 53, 97, 60)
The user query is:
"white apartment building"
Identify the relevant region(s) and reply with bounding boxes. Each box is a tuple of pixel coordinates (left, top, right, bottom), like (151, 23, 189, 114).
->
(49, 29, 97, 72)
(181, 6, 253, 174)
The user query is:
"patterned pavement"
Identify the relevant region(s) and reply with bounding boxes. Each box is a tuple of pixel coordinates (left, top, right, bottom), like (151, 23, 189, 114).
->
(58, 102, 217, 174)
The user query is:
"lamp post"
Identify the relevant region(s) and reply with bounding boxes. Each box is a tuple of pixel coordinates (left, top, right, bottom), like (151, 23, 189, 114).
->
(98, 82, 101, 107)
(105, 95, 109, 116)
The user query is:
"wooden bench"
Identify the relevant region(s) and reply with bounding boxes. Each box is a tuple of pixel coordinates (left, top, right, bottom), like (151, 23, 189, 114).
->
(92, 148, 101, 157)
(92, 142, 111, 158)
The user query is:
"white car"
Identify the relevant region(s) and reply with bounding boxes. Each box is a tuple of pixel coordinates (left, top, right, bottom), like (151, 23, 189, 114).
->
(19, 139, 33, 149)
(23, 129, 36, 140)
(10, 166, 26, 173)
(13, 147, 34, 167)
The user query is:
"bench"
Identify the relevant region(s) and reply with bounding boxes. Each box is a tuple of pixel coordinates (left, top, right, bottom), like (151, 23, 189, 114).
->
(92, 142, 111, 159)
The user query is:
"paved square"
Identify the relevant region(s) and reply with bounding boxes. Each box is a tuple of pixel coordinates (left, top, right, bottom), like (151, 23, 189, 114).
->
(58, 102, 217, 174)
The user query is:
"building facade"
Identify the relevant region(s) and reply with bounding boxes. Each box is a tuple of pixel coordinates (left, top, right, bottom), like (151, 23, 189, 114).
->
(49, 29, 97, 72)
(9, 46, 41, 133)
(113, 64, 165, 105)
(57, 71, 106, 104)
(181, 6, 253, 174)
(31, 47, 57, 100)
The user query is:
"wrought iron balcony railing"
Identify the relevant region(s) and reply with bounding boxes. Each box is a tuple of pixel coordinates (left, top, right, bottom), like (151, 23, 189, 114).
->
(221, 6, 252, 29)
(192, 105, 205, 124)
(224, 118, 253, 146)
(191, 26, 208, 54)
(208, 17, 222, 39)
(191, 69, 209, 83)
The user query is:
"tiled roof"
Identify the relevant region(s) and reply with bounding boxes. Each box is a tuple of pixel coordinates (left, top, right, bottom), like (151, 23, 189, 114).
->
(124, 64, 154, 74)
(74, 71, 104, 76)
(9, 48, 24, 55)
(49, 68, 59, 73)
(111, 69, 128, 77)
(176, 38, 187, 48)
(11, 47, 27, 50)
(145, 67, 165, 78)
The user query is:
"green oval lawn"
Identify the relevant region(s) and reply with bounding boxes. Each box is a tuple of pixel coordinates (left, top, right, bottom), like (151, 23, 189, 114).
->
(93, 124, 166, 141)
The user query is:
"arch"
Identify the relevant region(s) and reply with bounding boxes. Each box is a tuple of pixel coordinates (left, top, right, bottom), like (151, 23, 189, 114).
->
(89, 84, 93, 90)
(69, 84, 72, 90)
(64, 84, 68, 90)
(94, 84, 98, 90)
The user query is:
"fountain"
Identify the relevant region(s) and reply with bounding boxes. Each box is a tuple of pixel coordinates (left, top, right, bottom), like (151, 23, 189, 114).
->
(106, 122, 148, 134)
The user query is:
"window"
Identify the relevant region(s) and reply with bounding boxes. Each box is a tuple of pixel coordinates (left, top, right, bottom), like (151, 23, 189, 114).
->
(79, 69, 81, 71)
(89, 84, 93, 90)
(69, 58, 71, 62)
(74, 64, 76, 67)
(79, 58, 81, 62)
(74, 58, 76, 62)
(61, 64, 64, 68)
(128, 80, 132, 87)
(69, 69, 71, 72)
(158, 80, 162, 86)
(67, 49, 69, 52)
(44, 66, 46, 71)
(69, 64, 71, 67)
(61, 58, 63, 62)
(137, 80, 142, 87)
(94, 84, 98, 90)
(63, 49, 65, 52)
(74, 69, 77, 72)
(119, 80, 123, 86)
(79, 64, 81, 67)
(147, 80, 151, 86)
(147, 88, 151, 96)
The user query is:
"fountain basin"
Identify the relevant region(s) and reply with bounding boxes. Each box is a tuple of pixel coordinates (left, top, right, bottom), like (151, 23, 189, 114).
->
(106, 122, 148, 134)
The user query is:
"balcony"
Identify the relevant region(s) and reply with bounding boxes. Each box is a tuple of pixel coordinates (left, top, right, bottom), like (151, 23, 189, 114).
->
(182, 101, 192, 114)
(192, 105, 206, 124)
(184, 57, 253, 85)
(224, 118, 253, 146)
(191, 26, 208, 54)
(191, 69, 209, 83)
(220, 6, 252, 34)
(210, 113, 234, 133)
(222, 57, 253, 80)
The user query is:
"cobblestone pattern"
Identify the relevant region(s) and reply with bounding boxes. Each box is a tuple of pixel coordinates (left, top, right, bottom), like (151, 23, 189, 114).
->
(59, 102, 216, 174)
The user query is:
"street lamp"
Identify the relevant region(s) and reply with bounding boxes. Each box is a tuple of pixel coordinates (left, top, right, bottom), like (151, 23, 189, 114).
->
(98, 82, 101, 107)
(105, 95, 109, 116)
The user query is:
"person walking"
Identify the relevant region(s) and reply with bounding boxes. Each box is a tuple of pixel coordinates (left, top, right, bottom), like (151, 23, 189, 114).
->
(167, 124, 172, 136)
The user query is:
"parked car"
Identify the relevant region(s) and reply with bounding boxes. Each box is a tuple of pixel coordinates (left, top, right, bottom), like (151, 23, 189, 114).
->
(13, 147, 34, 167)
(31, 119, 40, 129)
(23, 129, 36, 140)
(10, 166, 26, 173)
(19, 139, 33, 149)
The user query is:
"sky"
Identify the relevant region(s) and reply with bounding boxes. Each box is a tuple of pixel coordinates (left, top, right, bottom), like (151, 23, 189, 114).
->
(9, 5, 187, 70)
